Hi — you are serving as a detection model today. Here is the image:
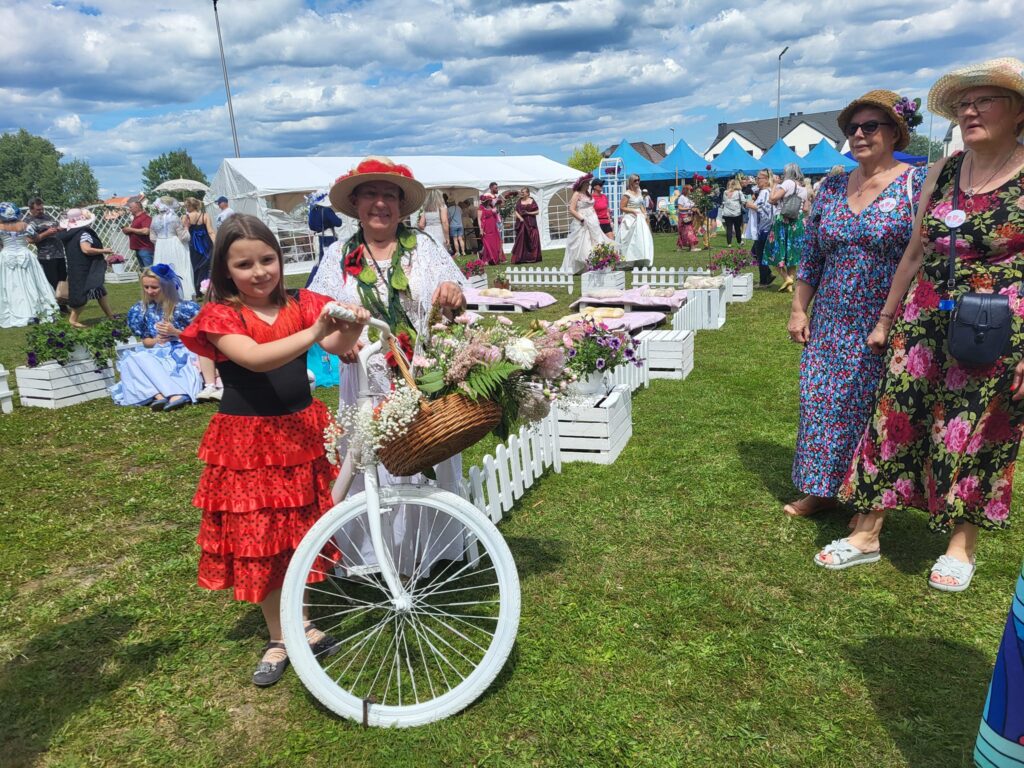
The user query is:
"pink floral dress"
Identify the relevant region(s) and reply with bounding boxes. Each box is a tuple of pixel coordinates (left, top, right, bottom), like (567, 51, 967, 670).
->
(840, 152, 1024, 532)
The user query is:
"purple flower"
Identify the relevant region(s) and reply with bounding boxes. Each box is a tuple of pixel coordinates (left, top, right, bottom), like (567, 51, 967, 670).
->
(596, 358, 606, 370)
(624, 347, 635, 359)
(27, 351, 37, 368)
(607, 337, 621, 351)
(567, 348, 577, 358)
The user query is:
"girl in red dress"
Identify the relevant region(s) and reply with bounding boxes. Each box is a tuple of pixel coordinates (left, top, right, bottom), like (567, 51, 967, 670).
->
(180, 214, 368, 687)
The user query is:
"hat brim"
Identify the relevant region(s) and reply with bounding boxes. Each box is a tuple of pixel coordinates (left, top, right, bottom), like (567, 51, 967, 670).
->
(837, 99, 910, 152)
(329, 173, 426, 218)
(57, 213, 96, 229)
(928, 69, 1024, 122)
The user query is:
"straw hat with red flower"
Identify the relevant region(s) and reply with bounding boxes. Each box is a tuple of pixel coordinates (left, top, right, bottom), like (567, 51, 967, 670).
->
(329, 156, 426, 218)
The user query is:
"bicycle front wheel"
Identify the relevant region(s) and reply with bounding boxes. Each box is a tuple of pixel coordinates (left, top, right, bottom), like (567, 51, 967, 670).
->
(281, 486, 520, 727)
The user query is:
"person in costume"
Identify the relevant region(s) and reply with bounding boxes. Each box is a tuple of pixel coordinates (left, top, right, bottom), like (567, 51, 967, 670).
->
(307, 156, 467, 568)
(819, 58, 1024, 593)
(560, 173, 612, 274)
(110, 264, 202, 410)
(306, 189, 346, 286)
(180, 213, 368, 687)
(0, 202, 59, 327)
(478, 181, 506, 265)
(150, 197, 196, 301)
(674, 186, 699, 251)
(183, 197, 215, 295)
(56, 208, 115, 328)
(619, 173, 654, 267)
(511, 186, 542, 264)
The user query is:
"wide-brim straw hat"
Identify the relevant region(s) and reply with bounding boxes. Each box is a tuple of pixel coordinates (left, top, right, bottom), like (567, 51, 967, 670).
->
(837, 89, 911, 151)
(329, 156, 426, 218)
(58, 207, 96, 229)
(928, 57, 1024, 121)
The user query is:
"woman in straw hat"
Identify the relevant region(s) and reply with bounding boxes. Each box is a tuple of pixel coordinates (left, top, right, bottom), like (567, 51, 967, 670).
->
(815, 58, 1024, 595)
(785, 90, 925, 520)
(56, 207, 115, 328)
(308, 157, 468, 563)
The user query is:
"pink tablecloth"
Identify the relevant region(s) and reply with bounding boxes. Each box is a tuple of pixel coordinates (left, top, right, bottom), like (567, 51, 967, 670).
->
(558, 311, 665, 333)
(572, 288, 688, 311)
(464, 287, 557, 310)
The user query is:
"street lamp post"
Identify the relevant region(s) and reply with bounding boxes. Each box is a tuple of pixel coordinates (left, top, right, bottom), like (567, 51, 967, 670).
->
(212, 0, 240, 158)
(776, 46, 789, 142)
(670, 127, 676, 185)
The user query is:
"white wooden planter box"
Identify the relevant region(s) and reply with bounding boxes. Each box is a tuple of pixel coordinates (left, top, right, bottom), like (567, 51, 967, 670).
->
(607, 337, 650, 393)
(16, 357, 114, 409)
(729, 273, 753, 303)
(672, 285, 727, 331)
(636, 330, 693, 380)
(557, 384, 632, 465)
(0, 365, 13, 414)
(582, 270, 625, 294)
(467, 274, 487, 291)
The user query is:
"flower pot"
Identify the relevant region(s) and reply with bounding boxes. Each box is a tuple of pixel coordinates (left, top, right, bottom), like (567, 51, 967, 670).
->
(574, 370, 609, 396)
(111, 262, 126, 274)
(494, 279, 510, 290)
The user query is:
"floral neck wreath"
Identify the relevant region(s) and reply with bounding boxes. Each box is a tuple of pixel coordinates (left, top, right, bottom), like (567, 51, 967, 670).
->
(341, 223, 419, 358)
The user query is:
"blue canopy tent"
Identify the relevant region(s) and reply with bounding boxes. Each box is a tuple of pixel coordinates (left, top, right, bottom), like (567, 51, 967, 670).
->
(709, 139, 767, 177)
(601, 140, 677, 181)
(658, 140, 711, 180)
(800, 141, 857, 174)
(759, 139, 804, 173)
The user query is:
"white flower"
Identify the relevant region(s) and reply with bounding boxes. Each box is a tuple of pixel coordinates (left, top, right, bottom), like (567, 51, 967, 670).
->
(504, 337, 537, 367)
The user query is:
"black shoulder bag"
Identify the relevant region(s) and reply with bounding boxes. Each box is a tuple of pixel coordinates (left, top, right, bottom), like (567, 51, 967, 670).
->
(945, 157, 1011, 368)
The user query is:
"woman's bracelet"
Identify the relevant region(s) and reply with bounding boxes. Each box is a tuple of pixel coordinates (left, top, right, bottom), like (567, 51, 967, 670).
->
(877, 311, 895, 326)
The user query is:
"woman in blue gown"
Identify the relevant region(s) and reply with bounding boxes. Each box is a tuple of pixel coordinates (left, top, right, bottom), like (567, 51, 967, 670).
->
(110, 265, 202, 410)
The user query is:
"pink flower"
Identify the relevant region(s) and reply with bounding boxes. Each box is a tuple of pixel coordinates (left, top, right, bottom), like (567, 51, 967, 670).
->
(411, 354, 430, 368)
(881, 489, 899, 508)
(894, 478, 914, 500)
(562, 333, 575, 349)
(932, 201, 953, 220)
(906, 344, 933, 379)
(966, 433, 985, 455)
(944, 416, 972, 454)
(886, 411, 915, 445)
(945, 366, 969, 391)
(913, 280, 940, 310)
(454, 314, 473, 325)
(985, 498, 1009, 522)
(902, 303, 921, 322)
(496, 315, 513, 326)
(880, 439, 898, 460)
(931, 419, 947, 445)
(889, 348, 907, 375)
(956, 475, 982, 505)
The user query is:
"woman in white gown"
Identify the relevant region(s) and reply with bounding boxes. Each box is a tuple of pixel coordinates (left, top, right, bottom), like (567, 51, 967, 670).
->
(417, 189, 450, 253)
(150, 197, 196, 300)
(309, 157, 468, 569)
(560, 174, 611, 274)
(617, 173, 654, 267)
(0, 202, 58, 327)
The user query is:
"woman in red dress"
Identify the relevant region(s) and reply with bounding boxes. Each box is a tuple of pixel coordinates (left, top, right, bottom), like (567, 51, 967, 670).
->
(478, 181, 506, 265)
(511, 187, 542, 263)
(180, 214, 368, 687)
(591, 179, 613, 235)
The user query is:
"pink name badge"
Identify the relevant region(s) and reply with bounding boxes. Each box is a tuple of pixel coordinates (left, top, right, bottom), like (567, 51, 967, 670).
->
(944, 209, 967, 229)
(877, 198, 897, 213)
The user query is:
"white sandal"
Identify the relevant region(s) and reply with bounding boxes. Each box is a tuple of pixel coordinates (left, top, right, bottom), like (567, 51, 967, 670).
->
(928, 555, 976, 592)
(814, 538, 881, 571)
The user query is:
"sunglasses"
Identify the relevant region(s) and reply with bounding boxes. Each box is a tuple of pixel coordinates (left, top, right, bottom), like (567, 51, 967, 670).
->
(844, 120, 894, 137)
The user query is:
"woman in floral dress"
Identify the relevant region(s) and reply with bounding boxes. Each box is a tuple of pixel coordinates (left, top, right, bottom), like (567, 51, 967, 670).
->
(787, 90, 925, 519)
(817, 58, 1024, 592)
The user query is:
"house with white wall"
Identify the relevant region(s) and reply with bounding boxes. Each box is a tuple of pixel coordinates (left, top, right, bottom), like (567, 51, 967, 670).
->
(705, 111, 846, 160)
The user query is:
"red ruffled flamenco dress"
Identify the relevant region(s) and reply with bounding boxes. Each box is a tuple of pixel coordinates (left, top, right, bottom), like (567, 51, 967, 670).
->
(180, 290, 340, 603)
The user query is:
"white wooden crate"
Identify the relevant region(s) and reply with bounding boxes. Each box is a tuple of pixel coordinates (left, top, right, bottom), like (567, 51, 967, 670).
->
(507, 266, 574, 294)
(581, 270, 625, 294)
(636, 329, 693, 380)
(607, 338, 650, 392)
(467, 274, 487, 291)
(557, 384, 632, 465)
(16, 358, 115, 409)
(672, 286, 727, 331)
(729, 273, 753, 302)
(0, 365, 13, 414)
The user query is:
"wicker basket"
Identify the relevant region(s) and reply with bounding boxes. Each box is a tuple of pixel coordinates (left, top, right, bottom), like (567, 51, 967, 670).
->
(377, 335, 503, 477)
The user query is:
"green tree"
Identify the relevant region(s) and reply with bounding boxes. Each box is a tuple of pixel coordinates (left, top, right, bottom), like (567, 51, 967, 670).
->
(567, 142, 604, 173)
(0, 128, 97, 207)
(905, 133, 945, 161)
(142, 149, 210, 199)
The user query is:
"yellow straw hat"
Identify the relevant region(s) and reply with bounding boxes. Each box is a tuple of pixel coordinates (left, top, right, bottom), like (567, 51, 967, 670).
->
(927, 57, 1024, 121)
(837, 90, 911, 151)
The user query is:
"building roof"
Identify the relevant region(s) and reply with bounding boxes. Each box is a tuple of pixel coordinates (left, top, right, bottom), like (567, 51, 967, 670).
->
(602, 141, 666, 164)
(708, 110, 845, 154)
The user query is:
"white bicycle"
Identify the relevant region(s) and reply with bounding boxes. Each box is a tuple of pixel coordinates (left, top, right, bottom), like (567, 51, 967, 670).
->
(280, 313, 521, 727)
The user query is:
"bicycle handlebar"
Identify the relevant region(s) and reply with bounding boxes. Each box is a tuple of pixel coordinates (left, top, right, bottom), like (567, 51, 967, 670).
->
(326, 303, 392, 339)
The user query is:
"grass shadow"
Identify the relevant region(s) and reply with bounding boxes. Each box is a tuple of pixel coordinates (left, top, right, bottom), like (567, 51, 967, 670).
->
(503, 535, 567, 579)
(736, 439, 796, 504)
(0, 607, 179, 768)
(844, 634, 987, 768)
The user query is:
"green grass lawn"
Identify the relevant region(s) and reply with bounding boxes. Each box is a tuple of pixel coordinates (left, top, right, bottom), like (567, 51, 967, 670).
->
(1, 233, 1018, 767)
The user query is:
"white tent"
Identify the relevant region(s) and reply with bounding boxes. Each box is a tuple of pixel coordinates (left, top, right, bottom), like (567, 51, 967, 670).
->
(207, 155, 581, 270)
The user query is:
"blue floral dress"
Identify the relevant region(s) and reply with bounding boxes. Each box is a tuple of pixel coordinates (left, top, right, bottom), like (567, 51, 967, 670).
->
(109, 300, 202, 405)
(793, 168, 926, 496)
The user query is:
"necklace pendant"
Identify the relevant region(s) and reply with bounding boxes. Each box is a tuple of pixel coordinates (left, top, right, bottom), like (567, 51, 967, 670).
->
(966, 187, 975, 197)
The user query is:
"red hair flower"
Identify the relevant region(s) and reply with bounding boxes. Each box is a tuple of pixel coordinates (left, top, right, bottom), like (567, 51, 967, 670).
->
(334, 158, 415, 185)
(343, 244, 366, 280)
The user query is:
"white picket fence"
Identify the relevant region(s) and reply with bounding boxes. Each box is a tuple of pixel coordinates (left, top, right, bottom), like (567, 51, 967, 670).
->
(462, 408, 562, 523)
(506, 267, 574, 294)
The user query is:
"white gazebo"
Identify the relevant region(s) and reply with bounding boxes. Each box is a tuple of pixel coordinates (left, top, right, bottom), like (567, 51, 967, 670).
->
(207, 155, 581, 271)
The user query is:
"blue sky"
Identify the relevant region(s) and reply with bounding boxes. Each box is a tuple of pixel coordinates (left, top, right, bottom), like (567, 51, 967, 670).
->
(0, 0, 1017, 197)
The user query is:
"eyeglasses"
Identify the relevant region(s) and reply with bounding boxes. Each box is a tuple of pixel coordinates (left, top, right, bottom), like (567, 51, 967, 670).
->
(355, 189, 400, 202)
(843, 120, 894, 137)
(952, 95, 1011, 116)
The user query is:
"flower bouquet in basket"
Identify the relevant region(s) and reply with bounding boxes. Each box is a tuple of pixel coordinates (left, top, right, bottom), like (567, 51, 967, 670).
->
(461, 258, 486, 278)
(327, 314, 574, 477)
(708, 248, 756, 277)
(584, 242, 621, 273)
(105, 252, 126, 265)
(561, 318, 643, 376)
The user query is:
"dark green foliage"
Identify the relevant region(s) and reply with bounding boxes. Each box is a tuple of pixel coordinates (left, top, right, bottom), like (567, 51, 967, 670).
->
(0, 129, 99, 207)
(141, 149, 210, 199)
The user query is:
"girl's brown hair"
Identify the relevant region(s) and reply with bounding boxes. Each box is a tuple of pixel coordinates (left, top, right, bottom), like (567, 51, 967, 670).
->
(207, 213, 290, 307)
